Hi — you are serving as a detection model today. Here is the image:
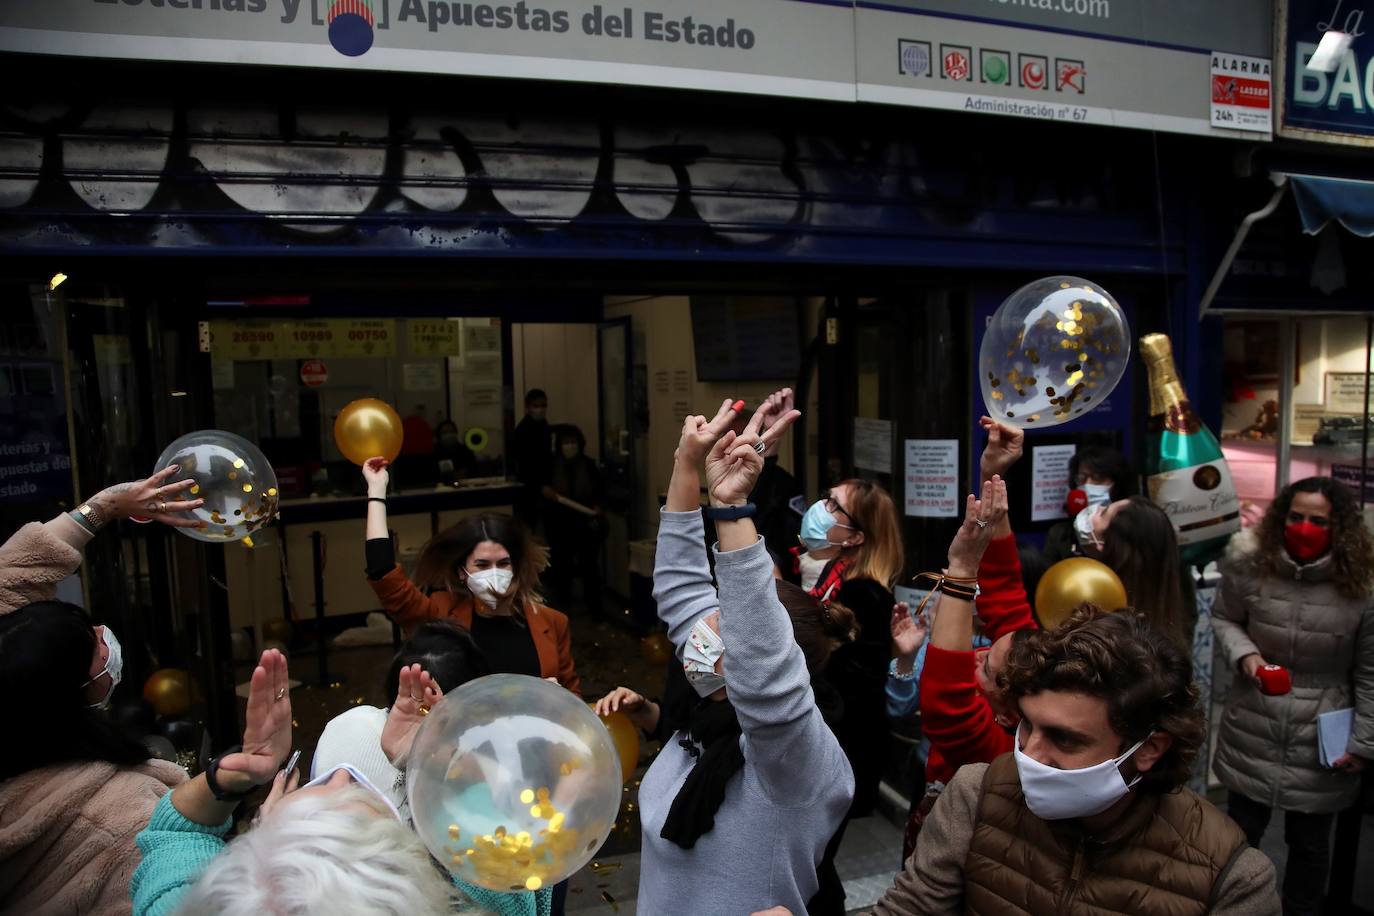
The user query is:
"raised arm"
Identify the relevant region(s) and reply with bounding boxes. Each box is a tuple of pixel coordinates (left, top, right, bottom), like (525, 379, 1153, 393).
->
(0, 467, 202, 614)
(654, 401, 745, 650)
(359, 457, 451, 628)
(133, 649, 292, 916)
(928, 478, 1007, 652)
(920, 480, 1016, 769)
(704, 408, 829, 802)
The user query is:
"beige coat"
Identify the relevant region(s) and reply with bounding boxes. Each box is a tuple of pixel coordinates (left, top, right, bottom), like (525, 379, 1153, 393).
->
(862, 761, 1279, 915)
(0, 515, 187, 915)
(0, 759, 185, 916)
(1212, 528, 1374, 813)
(0, 516, 91, 615)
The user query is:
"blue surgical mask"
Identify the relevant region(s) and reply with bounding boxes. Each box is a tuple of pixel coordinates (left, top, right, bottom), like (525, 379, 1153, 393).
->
(1082, 483, 1112, 508)
(799, 499, 838, 552)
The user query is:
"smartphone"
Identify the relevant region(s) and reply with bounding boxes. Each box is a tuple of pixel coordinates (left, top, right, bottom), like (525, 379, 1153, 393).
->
(282, 749, 301, 779)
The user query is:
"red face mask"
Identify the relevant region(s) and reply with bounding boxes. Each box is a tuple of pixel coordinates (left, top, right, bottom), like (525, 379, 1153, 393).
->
(1284, 522, 1331, 563)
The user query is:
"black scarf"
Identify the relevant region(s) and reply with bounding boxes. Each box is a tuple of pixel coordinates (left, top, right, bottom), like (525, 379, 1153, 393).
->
(658, 696, 745, 849)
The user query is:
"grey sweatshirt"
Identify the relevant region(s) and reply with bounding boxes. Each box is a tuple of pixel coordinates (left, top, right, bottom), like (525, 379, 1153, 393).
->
(636, 509, 854, 915)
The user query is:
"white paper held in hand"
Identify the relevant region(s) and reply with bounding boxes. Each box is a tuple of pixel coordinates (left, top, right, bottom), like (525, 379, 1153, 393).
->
(1317, 708, 1354, 768)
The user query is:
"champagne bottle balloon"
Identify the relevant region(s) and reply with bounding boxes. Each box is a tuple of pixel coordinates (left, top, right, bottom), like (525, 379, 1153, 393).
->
(1141, 333, 1240, 567)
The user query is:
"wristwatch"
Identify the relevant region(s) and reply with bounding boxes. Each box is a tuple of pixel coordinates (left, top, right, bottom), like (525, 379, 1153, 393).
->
(703, 502, 757, 521)
(76, 503, 105, 531)
(205, 745, 252, 802)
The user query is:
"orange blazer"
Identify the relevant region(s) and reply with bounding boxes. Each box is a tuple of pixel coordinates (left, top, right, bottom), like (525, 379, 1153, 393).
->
(369, 565, 580, 695)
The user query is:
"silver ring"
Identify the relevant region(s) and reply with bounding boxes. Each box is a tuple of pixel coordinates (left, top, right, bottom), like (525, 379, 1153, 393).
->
(752, 441, 767, 455)
(974, 519, 989, 529)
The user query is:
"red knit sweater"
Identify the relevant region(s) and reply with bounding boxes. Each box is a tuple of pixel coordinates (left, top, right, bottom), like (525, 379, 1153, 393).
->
(919, 534, 1037, 785)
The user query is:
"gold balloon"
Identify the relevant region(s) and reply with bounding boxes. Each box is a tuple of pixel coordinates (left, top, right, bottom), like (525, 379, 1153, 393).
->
(591, 706, 641, 784)
(640, 633, 673, 667)
(1034, 557, 1128, 629)
(333, 398, 404, 466)
(142, 668, 197, 718)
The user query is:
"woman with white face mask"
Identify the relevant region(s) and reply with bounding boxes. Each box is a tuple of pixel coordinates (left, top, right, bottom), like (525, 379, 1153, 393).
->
(637, 399, 858, 916)
(362, 458, 579, 693)
(0, 467, 205, 915)
(1039, 446, 1137, 566)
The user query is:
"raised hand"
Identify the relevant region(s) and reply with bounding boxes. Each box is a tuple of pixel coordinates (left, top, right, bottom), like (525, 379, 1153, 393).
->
(362, 457, 390, 496)
(890, 602, 928, 658)
(759, 388, 796, 458)
(978, 416, 1024, 484)
(88, 465, 204, 528)
(216, 649, 293, 790)
(946, 476, 1009, 577)
(704, 430, 766, 506)
(381, 663, 444, 767)
(675, 399, 741, 467)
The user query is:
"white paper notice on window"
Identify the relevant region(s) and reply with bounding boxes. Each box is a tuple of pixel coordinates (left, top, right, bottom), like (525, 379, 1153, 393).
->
(1032, 443, 1077, 522)
(904, 439, 959, 518)
(853, 417, 893, 474)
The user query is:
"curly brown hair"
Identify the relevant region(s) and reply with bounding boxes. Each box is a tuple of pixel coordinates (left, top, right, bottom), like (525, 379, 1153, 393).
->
(1254, 477, 1374, 601)
(1003, 604, 1203, 794)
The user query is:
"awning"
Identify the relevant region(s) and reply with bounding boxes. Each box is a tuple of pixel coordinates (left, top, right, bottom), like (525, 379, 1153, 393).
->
(1289, 174, 1374, 238)
(1199, 171, 1374, 317)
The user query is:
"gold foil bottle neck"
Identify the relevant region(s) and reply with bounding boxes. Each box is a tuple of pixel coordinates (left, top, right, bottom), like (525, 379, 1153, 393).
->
(1140, 333, 1197, 429)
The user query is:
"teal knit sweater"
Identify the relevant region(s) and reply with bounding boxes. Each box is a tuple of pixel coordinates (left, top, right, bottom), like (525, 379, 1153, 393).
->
(131, 793, 552, 916)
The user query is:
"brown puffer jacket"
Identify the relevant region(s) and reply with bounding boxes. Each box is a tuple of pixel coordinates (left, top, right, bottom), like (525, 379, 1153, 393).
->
(1212, 528, 1374, 813)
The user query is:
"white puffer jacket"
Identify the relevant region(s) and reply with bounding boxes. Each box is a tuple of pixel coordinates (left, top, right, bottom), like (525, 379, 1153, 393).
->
(1212, 528, 1374, 813)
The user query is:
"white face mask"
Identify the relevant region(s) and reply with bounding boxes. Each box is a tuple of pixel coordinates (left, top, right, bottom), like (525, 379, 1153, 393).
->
(303, 763, 403, 821)
(1073, 504, 1105, 552)
(682, 616, 727, 697)
(465, 567, 514, 608)
(84, 626, 123, 709)
(1014, 721, 1151, 820)
(797, 552, 828, 592)
(1081, 482, 1112, 508)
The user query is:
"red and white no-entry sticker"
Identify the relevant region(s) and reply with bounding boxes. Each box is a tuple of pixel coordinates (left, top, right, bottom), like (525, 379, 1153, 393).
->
(300, 359, 328, 387)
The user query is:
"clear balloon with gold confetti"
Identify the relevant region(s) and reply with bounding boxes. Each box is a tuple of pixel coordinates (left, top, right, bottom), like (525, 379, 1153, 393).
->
(408, 674, 622, 893)
(152, 430, 279, 545)
(979, 276, 1130, 429)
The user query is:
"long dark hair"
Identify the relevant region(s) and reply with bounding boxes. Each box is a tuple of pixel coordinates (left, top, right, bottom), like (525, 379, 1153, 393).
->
(413, 513, 550, 620)
(1102, 496, 1189, 646)
(0, 601, 148, 780)
(1256, 476, 1374, 601)
(383, 619, 492, 699)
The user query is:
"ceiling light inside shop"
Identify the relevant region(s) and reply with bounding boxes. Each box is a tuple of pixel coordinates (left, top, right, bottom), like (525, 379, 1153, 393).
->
(170, 391, 189, 398)
(1307, 30, 1355, 73)
(48, 272, 68, 290)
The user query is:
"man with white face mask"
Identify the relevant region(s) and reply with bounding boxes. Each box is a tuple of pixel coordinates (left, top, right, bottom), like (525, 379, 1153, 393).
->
(863, 607, 1279, 916)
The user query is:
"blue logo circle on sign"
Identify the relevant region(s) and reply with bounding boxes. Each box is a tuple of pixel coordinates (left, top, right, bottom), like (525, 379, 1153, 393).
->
(329, 13, 374, 57)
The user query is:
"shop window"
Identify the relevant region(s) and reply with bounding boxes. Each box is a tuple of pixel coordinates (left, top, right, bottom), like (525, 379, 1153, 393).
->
(1221, 316, 1374, 523)
(208, 316, 506, 497)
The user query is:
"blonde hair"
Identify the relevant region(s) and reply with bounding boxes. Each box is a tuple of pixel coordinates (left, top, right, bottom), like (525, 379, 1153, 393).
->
(836, 478, 905, 588)
(174, 785, 459, 916)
